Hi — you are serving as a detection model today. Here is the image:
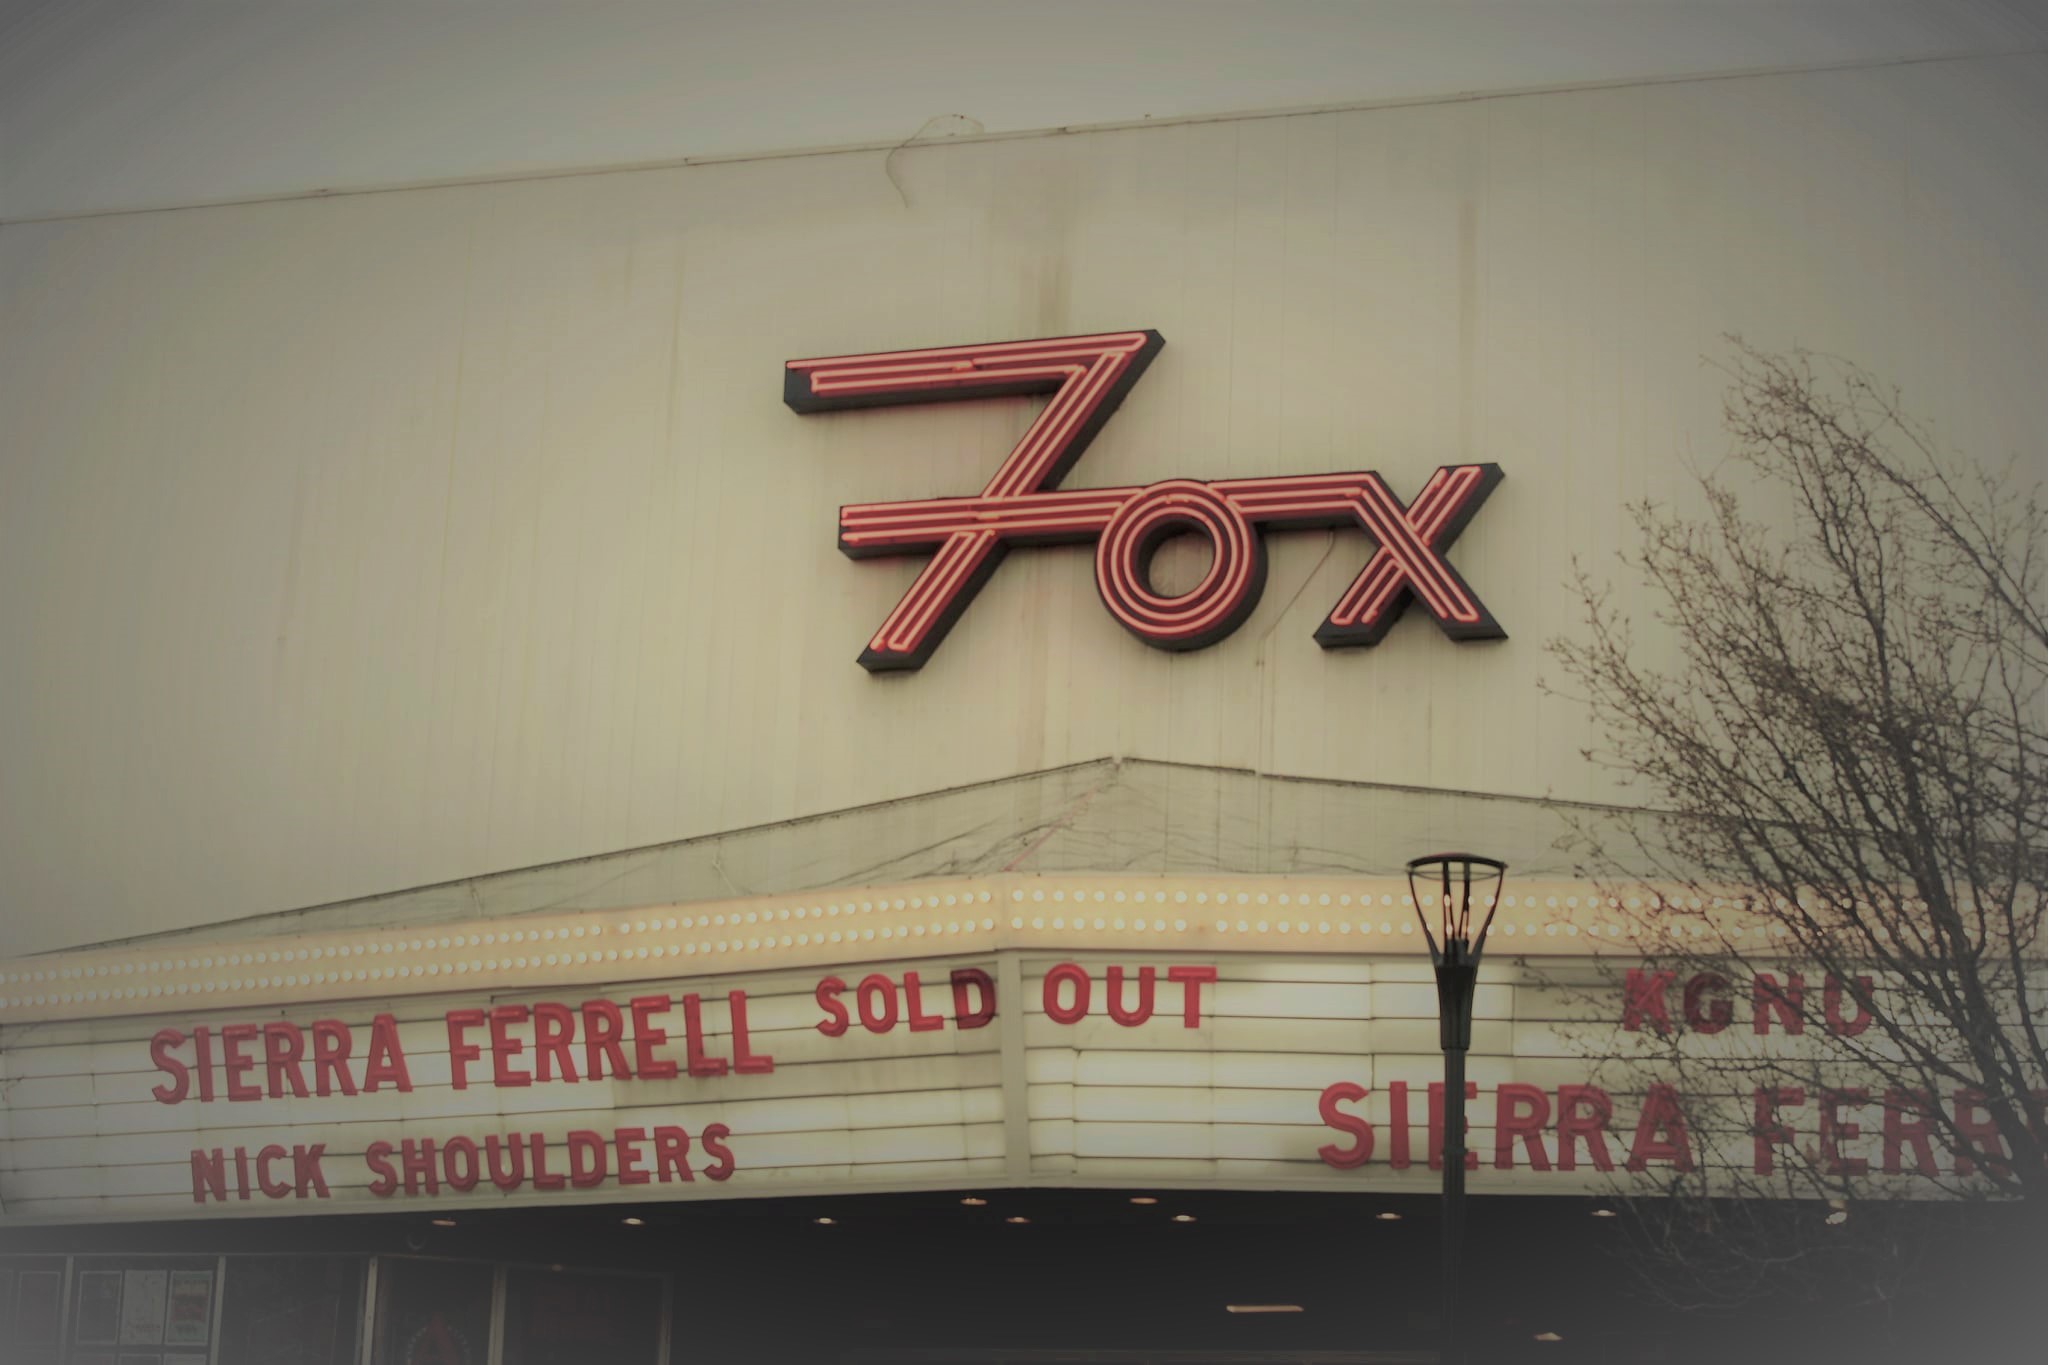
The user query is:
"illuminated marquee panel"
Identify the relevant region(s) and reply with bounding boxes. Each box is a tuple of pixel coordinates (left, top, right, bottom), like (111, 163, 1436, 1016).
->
(0, 947, 2008, 1225)
(1, 878, 2027, 1223)
(785, 331, 1504, 669)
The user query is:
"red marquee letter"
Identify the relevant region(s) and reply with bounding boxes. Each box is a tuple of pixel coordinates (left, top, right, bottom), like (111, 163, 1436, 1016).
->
(1682, 973, 1731, 1034)
(1752, 973, 1805, 1035)
(1621, 970, 1675, 1034)
(363, 1013, 414, 1093)
(1823, 974, 1875, 1037)
(857, 974, 900, 1033)
(1556, 1085, 1615, 1172)
(1493, 1084, 1552, 1171)
(816, 976, 851, 1036)
(1168, 965, 1217, 1027)
(445, 1009, 485, 1091)
(1819, 1088, 1870, 1176)
(151, 1029, 190, 1105)
(1882, 1089, 1939, 1176)
(1106, 966, 1156, 1027)
(1953, 1089, 2009, 1176)
(1626, 1084, 1694, 1172)
(630, 996, 680, 1081)
(1043, 963, 1091, 1025)
(950, 968, 996, 1029)
(487, 1006, 530, 1087)
(1318, 1082, 1375, 1169)
(1753, 1087, 1803, 1175)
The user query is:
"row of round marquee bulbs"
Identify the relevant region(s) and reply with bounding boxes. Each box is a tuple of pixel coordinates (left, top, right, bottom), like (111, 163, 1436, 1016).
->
(0, 882, 1820, 1012)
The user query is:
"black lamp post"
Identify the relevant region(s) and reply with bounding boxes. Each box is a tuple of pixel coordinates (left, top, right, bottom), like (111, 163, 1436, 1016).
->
(1406, 852, 1507, 1365)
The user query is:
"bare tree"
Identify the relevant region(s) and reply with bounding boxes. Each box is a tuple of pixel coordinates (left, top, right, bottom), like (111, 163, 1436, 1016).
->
(1544, 342, 2048, 1314)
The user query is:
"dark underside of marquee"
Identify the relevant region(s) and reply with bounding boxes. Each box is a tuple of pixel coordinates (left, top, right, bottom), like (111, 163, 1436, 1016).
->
(4, 1190, 2036, 1365)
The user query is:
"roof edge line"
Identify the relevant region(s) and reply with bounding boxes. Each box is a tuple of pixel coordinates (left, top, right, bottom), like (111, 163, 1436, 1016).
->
(3, 46, 2038, 227)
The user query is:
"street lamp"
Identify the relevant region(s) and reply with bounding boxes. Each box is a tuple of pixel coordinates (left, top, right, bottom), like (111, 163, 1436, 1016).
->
(1406, 852, 1508, 1365)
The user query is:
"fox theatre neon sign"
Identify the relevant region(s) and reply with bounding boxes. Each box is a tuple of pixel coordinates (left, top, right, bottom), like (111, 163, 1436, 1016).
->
(785, 330, 1504, 671)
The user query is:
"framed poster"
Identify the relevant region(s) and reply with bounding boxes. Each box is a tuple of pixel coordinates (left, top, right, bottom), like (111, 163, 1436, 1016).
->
(76, 1269, 124, 1344)
(15, 1268, 62, 1343)
(165, 1269, 214, 1346)
(121, 1269, 169, 1344)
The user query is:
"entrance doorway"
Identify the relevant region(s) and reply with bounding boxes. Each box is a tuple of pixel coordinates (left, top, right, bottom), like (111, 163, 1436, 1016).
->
(370, 1255, 669, 1365)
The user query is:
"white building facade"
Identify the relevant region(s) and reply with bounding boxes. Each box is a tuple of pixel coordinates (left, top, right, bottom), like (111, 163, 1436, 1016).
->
(3, 7, 2045, 1361)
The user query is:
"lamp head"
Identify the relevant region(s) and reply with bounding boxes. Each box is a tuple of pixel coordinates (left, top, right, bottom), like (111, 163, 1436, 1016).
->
(1405, 852, 1508, 966)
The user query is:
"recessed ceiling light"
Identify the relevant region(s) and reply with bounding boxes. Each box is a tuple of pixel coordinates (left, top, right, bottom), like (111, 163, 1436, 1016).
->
(1226, 1304, 1304, 1314)
(1533, 1331, 1563, 1342)
(1374, 1211, 1402, 1221)
(621, 1217, 644, 1226)
(813, 1216, 837, 1225)
(1129, 1196, 1159, 1205)
(430, 1218, 457, 1228)
(1171, 1213, 1197, 1223)
(1589, 1208, 1617, 1218)
(1005, 1215, 1030, 1224)
(960, 1197, 988, 1206)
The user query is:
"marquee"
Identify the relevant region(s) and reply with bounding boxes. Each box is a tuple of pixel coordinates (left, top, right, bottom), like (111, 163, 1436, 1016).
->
(0, 875, 2013, 1223)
